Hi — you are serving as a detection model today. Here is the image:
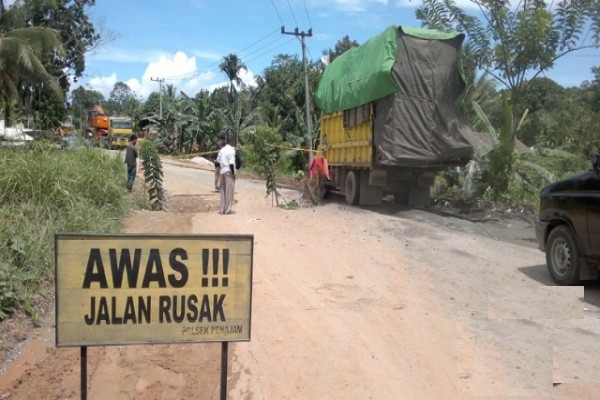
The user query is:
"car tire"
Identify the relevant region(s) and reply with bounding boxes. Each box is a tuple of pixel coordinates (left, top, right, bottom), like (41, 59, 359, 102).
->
(546, 225, 580, 285)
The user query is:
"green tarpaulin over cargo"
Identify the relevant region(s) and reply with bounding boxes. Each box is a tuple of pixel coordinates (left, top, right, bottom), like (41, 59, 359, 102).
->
(315, 25, 464, 113)
(316, 25, 474, 167)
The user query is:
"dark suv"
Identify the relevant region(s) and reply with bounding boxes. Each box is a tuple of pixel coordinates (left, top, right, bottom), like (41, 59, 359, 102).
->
(535, 155, 600, 285)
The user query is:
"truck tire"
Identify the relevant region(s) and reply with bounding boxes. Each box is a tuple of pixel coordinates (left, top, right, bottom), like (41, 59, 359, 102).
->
(546, 225, 580, 285)
(317, 181, 331, 200)
(345, 170, 360, 205)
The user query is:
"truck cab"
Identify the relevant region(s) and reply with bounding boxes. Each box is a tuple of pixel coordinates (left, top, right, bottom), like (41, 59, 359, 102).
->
(109, 117, 133, 150)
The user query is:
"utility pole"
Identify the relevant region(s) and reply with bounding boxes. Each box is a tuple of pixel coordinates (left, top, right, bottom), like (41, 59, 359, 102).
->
(281, 26, 314, 166)
(151, 77, 164, 120)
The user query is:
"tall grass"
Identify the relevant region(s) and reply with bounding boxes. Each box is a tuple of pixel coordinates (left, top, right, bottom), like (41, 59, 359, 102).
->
(0, 143, 138, 321)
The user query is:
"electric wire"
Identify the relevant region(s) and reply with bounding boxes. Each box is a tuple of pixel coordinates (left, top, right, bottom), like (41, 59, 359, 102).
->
(163, 35, 296, 82)
(303, 0, 313, 29)
(269, 0, 285, 26)
(286, 0, 299, 27)
(244, 37, 296, 65)
(163, 28, 282, 81)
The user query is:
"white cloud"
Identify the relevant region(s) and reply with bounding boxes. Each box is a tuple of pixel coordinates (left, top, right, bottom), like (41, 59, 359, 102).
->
(89, 47, 166, 64)
(142, 51, 198, 82)
(83, 51, 258, 101)
(181, 71, 222, 96)
(238, 68, 257, 88)
(192, 50, 222, 62)
(86, 73, 118, 98)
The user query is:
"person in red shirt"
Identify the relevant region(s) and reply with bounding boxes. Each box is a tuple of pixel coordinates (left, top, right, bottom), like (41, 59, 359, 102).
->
(309, 149, 330, 180)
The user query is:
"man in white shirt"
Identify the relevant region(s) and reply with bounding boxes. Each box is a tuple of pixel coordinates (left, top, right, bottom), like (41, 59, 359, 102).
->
(216, 138, 237, 214)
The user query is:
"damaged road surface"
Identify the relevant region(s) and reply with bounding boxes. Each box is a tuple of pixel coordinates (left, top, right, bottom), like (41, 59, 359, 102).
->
(1, 161, 600, 399)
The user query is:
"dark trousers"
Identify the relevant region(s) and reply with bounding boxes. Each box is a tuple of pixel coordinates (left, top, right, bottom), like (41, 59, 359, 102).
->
(127, 164, 137, 191)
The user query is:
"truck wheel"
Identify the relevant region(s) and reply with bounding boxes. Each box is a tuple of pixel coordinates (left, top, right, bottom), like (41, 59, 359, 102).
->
(317, 182, 330, 200)
(345, 170, 360, 205)
(546, 225, 580, 285)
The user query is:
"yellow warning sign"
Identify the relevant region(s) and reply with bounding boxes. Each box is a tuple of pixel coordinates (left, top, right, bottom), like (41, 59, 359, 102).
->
(55, 233, 253, 347)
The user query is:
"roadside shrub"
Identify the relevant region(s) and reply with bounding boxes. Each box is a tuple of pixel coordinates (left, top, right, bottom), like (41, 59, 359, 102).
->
(140, 139, 166, 211)
(242, 126, 283, 204)
(0, 144, 133, 320)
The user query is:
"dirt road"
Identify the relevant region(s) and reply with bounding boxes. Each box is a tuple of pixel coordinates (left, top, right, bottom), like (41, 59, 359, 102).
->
(1, 159, 600, 399)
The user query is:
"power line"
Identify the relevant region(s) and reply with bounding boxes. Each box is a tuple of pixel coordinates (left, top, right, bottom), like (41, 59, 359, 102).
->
(243, 37, 296, 64)
(202, 36, 292, 73)
(239, 36, 291, 63)
(269, 0, 285, 26)
(164, 28, 282, 81)
(163, 36, 296, 83)
(303, 0, 313, 29)
(286, 0, 299, 27)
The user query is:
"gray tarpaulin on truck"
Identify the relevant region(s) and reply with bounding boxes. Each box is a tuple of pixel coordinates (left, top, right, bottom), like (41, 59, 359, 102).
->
(316, 25, 474, 167)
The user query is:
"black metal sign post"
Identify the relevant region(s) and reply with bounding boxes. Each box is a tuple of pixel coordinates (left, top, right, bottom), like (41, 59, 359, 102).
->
(220, 342, 229, 400)
(81, 346, 87, 400)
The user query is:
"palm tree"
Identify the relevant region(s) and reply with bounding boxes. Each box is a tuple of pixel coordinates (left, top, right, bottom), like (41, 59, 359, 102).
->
(218, 54, 250, 145)
(219, 54, 246, 103)
(0, 8, 64, 124)
(215, 92, 260, 145)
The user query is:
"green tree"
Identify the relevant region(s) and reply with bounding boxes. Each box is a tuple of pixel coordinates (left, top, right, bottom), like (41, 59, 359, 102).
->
(416, 0, 600, 120)
(172, 91, 204, 153)
(215, 91, 260, 146)
(8, 0, 101, 128)
(591, 66, 600, 113)
(192, 89, 218, 151)
(142, 92, 161, 116)
(243, 126, 284, 205)
(218, 53, 251, 146)
(481, 94, 516, 199)
(322, 35, 359, 64)
(219, 53, 247, 102)
(69, 86, 105, 129)
(417, 0, 600, 200)
(257, 53, 321, 170)
(516, 77, 565, 146)
(209, 86, 230, 111)
(21, 0, 100, 83)
(106, 82, 140, 118)
(0, 23, 63, 124)
(258, 54, 307, 139)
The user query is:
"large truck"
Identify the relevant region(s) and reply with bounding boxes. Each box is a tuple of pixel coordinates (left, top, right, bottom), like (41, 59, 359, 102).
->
(87, 105, 110, 148)
(108, 116, 133, 150)
(314, 26, 474, 206)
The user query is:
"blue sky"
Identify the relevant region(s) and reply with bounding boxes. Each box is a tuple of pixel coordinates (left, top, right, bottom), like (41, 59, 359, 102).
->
(73, 0, 599, 100)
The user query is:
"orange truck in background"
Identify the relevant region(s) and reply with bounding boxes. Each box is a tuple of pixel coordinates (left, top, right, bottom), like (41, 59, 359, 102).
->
(87, 105, 110, 148)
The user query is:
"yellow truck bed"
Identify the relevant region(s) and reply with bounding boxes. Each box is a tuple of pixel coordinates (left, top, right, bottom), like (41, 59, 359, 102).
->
(320, 108, 372, 167)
